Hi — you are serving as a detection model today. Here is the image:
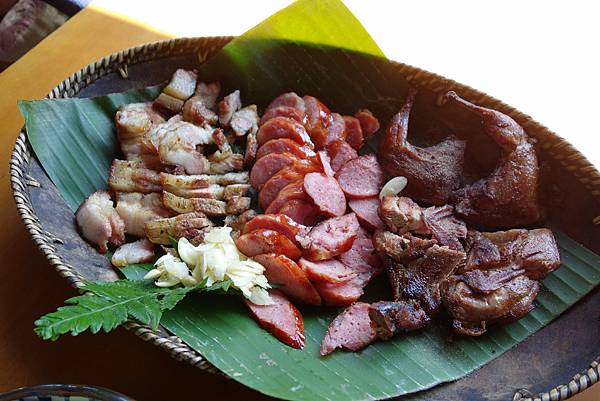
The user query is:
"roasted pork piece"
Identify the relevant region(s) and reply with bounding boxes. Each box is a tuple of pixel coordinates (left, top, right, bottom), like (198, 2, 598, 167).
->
(445, 91, 542, 228)
(182, 81, 220, 125)
(224, 210, 257, 238)
(379, 196, 467, 250)
(378, 88, 466, 205)
(115, 192, 171, 237)
(115, 102, 164, 161)
(218, 90, 242, 128)
(231, 105, 259, 137)
(162, 191, 227, 216)
(108, 160, 161, 194)
(76, 190, 125, 253)
(111, 238, 155, 267)
(154, 69, 198, 113)
(144, 212, 213, 245)
(207, 149, 244, 174)
(369, 300, 430, 340)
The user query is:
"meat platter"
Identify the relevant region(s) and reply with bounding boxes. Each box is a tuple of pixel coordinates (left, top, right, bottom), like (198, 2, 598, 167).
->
(12, 37, 600, 401)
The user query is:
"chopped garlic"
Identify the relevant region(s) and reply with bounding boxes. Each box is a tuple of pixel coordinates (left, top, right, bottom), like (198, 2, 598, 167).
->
(379, 176, 408, 200)
(177, 227, 273, 305)
(145, 254, 197, 288)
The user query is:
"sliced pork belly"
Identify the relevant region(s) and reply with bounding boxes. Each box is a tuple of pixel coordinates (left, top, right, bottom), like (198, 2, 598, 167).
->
(231, 105, 259, 136)
(144, 212, 213, 245)
(218, 90, 242, 127)
(245, 289, 305, 349)
(76, 190, 125, 253)
(162, 69, 197, 101)
(207, 150, 244, 174)
(225, 196, 252, 215)
(235, 229, 302, 260)
(162, 191, 227, 216)
(160, 171, 248, 192)
(115, 192, 171, 237)
(253, 254, 321, 305)
(108, 160, 161, 194)
(320, 302, 376, 356)
(115, 102, 164, 160)
(181, 81, 220, 125)
(298, 213, 359, 261)
(111, 238, 155, 267)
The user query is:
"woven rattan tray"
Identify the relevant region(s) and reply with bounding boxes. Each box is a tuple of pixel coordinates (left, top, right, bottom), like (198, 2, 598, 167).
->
(9, 37, 600, 401)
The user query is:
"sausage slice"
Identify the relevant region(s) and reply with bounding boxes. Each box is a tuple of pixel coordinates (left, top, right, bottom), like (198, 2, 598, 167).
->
(320, 302, 376, 355)
(336, 155, 384, 199)
(298, 213, 359, 261)
(303, 172, 346, 217)
(235, 229, 302, 260)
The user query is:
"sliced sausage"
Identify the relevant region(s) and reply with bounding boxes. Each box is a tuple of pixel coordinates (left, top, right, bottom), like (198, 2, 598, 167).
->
(249, 152, 297, 190)
(298, 213, 359, 261)
(322, 113, 347, 148)
(316, 151, 335, 177)
(235, 229, 302, 260)
(245, 289, 305, 349)
(266, 92, 305, 112)
(355, 109, 380, 140)
(299, 258, 357, 284)
(260, 106, 306, 126)
(327, 140, 358, 172)
(256, 117, 313, 147)
(253, 254, 321, 305)
(337, 226, 382, 276)
(336, 155, 384, 199)
(343, 115, 364, 151)
(265, 180, 308, 214)
(256, 138, 316, 161)
(243, 213, 309, 247)
(279, 199, 320, 226)
(258, 159, 320, 210)
(348, 197, 384, 232)
(303, 96, 333, 150)
(320, 302, 377, 355)
(303, 172, 346, 217)
(314, 273, 369, 307)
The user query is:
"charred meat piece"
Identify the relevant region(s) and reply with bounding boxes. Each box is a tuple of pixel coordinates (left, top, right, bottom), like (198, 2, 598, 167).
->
(373, 230, 436, 263)
(463, 228, 560, 280)
(441, 274, 539, 336)
(320, 302, 377, 356)
(422, 205, 467, 251)
(378, 88, 466, 205)
(108, 159, 161, 194)
(115, 192, 171, 237)
(76, 190, 125, 253)
(115, 102, 164, 160)
(245, 289, 305, 349)
(298, 213, 359, 261)
(383, 244, 466, 314)
(253, 254, 321, 305)
(369, 300, 430, 340)
(111, 238, 155, 267)
(445, 91, 542, 227)
(218, 90, 242, 127)
(144, 212, 213, 245)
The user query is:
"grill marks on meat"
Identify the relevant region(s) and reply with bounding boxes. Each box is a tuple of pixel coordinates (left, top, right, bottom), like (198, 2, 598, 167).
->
(378, 88, 466, 205)
(320, 302, 377, 356)
(445, 91, 542, 228)
(245, 290, 305, 349)
(144, 212, 213, 245)
(76, 190, 125, 253)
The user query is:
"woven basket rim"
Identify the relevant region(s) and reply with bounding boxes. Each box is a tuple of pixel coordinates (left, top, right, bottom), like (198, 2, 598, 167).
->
(9, 35, 600, 401)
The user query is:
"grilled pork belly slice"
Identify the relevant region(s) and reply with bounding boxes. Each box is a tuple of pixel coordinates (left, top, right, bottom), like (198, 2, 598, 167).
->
(207, 150, 244, 174)
(225, 196, 251, 215)
(108, 160, 161, 194)
(115, 192, 171, 237)
(231, 105, 259, 137)
(218, 90, 242, 128)
(144, 212, 213, 245)
(182, 81, 221, 125)
(76, 190, 125, 253)
(162, 191, 227, 216)
(111, 238, 155, 267)
(159, 171, 249, 192)
(162, 69, 197, 101)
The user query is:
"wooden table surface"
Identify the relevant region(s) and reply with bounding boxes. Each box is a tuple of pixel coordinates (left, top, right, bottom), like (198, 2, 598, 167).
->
(0, 1, 597, 400)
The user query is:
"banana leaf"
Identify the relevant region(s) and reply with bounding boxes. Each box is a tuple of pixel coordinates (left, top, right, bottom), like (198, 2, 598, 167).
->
(18, 0, 600, 400)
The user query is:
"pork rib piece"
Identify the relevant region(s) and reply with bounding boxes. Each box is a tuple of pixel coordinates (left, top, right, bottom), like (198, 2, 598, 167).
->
(445, 91, 542, 228)
(378, 88, 466, 205)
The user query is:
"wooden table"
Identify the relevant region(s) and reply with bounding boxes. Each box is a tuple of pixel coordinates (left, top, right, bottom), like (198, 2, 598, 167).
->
(0, 1, 597, 400)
